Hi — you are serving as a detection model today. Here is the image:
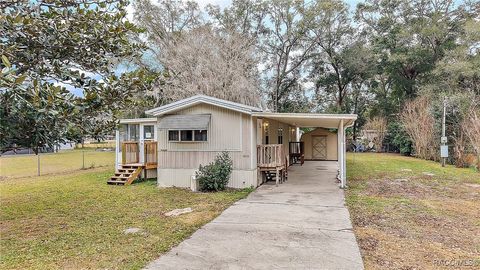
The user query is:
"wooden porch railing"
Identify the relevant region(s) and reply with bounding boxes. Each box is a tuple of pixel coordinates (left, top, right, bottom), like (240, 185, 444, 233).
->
(257, 144, 285, 168)
(289, 141, 305, 165)
(121, 141, 157, 168)
(144, 141, 157, 167)
(122, 142, 139, 164)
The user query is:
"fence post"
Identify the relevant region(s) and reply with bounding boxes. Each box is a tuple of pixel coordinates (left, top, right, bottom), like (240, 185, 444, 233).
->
(82, 149, 85, 169)
(37, 152, 40, 176)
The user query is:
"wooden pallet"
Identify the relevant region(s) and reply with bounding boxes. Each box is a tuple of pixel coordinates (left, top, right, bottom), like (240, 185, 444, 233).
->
(107, 164, 143, 185)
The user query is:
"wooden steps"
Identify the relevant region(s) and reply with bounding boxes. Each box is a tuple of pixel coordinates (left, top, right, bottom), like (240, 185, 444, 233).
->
(107, 165, 143, 185)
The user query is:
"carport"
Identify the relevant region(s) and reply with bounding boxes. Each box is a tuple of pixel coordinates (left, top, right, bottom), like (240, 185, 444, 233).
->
(253, 112, 357, 188)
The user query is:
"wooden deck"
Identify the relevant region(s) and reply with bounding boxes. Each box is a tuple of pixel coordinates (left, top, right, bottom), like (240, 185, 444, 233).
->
(108, 141, 157, 185)
(257, 144, 288, 186)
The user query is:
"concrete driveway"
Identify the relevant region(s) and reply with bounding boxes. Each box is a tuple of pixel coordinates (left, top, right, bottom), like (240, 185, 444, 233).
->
(145, 161, 364, 270)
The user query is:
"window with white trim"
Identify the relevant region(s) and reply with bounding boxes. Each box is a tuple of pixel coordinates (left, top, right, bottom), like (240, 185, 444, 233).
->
(168, 130, 208, 142)
(277, 128, 283, 144)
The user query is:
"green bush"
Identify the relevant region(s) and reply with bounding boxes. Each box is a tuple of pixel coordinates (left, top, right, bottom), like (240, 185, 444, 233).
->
(196, 151, 233, 192)
(385, 121, 413, 155)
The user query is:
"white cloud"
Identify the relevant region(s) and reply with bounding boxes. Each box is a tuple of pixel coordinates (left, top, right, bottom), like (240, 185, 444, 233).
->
(195, 0, 232, 8)
(126, 2, 135, 21)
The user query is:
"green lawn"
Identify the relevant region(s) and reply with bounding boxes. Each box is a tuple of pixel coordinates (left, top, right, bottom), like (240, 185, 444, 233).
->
(0, 150, 115, 178)
(346, 153, 480, 270)
(0, 168, 252, 269)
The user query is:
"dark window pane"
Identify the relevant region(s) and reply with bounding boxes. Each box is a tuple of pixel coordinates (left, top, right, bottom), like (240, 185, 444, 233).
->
(180, 130, 193, 141)
(129, 124, 139, 141)
(277, 128, 283, 144)
(119, 124, 128, 141)
(144, 125, 154, 139)
(194, 130, 207, 141)
(168, 130, 179, 141)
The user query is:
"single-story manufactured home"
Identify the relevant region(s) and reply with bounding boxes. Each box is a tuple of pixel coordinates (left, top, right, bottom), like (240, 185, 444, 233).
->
(108, 95, 356, 189)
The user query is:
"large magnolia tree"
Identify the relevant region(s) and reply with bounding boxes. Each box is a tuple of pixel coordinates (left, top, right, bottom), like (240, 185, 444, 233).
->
(0, 0, 149, 153)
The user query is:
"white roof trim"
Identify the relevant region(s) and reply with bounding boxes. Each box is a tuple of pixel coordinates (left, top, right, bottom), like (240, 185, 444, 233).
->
(119, 118, 157, 124)
(252, 112, 357, 128)
(252, 112, 357, 119)
(145, 95, 262, 116)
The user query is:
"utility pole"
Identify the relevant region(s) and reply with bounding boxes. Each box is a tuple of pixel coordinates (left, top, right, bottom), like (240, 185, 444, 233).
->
(441, 97, 447, 167)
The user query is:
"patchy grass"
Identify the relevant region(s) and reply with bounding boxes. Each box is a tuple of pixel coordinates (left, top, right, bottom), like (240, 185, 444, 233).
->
(0, 150, 115, 178)
(0, 168, 252, 269)
(346, 153, 480, 270)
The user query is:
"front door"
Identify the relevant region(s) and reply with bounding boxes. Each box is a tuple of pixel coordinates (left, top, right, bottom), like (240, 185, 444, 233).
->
(312, 136, 327, 160)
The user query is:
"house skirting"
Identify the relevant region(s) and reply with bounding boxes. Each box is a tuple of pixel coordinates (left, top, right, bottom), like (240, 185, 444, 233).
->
(157, 168, 258, 189)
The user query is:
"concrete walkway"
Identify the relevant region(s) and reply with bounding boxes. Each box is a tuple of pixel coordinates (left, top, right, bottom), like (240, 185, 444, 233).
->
(145, 161, 364, 270)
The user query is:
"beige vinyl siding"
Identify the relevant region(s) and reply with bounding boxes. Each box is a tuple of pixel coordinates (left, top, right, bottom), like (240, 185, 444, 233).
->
(158, 103, 243, 151)
(158, 168, 258, 189)
(156, 103, 257, 188)
(301, 128, 338, 160)
(157, 103, 254, 170)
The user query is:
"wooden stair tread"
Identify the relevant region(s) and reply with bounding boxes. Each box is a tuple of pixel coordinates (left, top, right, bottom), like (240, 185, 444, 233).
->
(107, 166, 143, 186)
(107, 181, 127, 185)
(108, 179, 127, 182)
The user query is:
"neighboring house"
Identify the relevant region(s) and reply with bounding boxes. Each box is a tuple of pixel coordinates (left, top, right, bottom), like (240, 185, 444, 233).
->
(109, 95, 356, 188)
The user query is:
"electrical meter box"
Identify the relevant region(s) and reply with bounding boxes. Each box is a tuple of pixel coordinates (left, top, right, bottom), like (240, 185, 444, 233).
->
(440, 145, 449, 158)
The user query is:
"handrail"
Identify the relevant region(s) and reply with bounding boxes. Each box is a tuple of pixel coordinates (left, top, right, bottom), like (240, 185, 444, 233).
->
(289, 141, 305, 165)
(257, 144, 285, 168)
(289, 141, 304, 155)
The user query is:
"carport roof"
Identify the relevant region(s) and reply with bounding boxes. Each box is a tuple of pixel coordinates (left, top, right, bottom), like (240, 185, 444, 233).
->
(252, 112, 357, 129)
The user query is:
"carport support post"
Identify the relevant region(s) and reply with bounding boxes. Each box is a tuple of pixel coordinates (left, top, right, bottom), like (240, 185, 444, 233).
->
(337, 121, 342, 187)
(115, 130, 119, 170)
(338, 119, 346, 188)
(343, 125, 347, 188)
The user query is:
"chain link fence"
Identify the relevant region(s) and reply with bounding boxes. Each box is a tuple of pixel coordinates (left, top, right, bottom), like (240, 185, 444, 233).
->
(0, 149, 115, 179)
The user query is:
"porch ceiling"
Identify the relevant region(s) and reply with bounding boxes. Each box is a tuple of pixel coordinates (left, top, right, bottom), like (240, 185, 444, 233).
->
(252, 112, 357, 129)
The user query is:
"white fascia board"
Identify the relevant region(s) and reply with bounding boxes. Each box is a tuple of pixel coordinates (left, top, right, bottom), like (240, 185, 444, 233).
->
(119, 118, 157, 124)
(252, 112, 357, 128)
(145, 95, 262, 116)
(252, 112, 357, 119)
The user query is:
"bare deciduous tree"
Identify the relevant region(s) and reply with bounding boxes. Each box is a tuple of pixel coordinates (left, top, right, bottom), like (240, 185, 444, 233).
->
(401, 96, 438, 160)
(134, 0, 203, 52)
(133, 0, 261, 106)
(157, 26, 261, 106)
(462, 103, 480, 171)
(260, 0, 316, 112)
